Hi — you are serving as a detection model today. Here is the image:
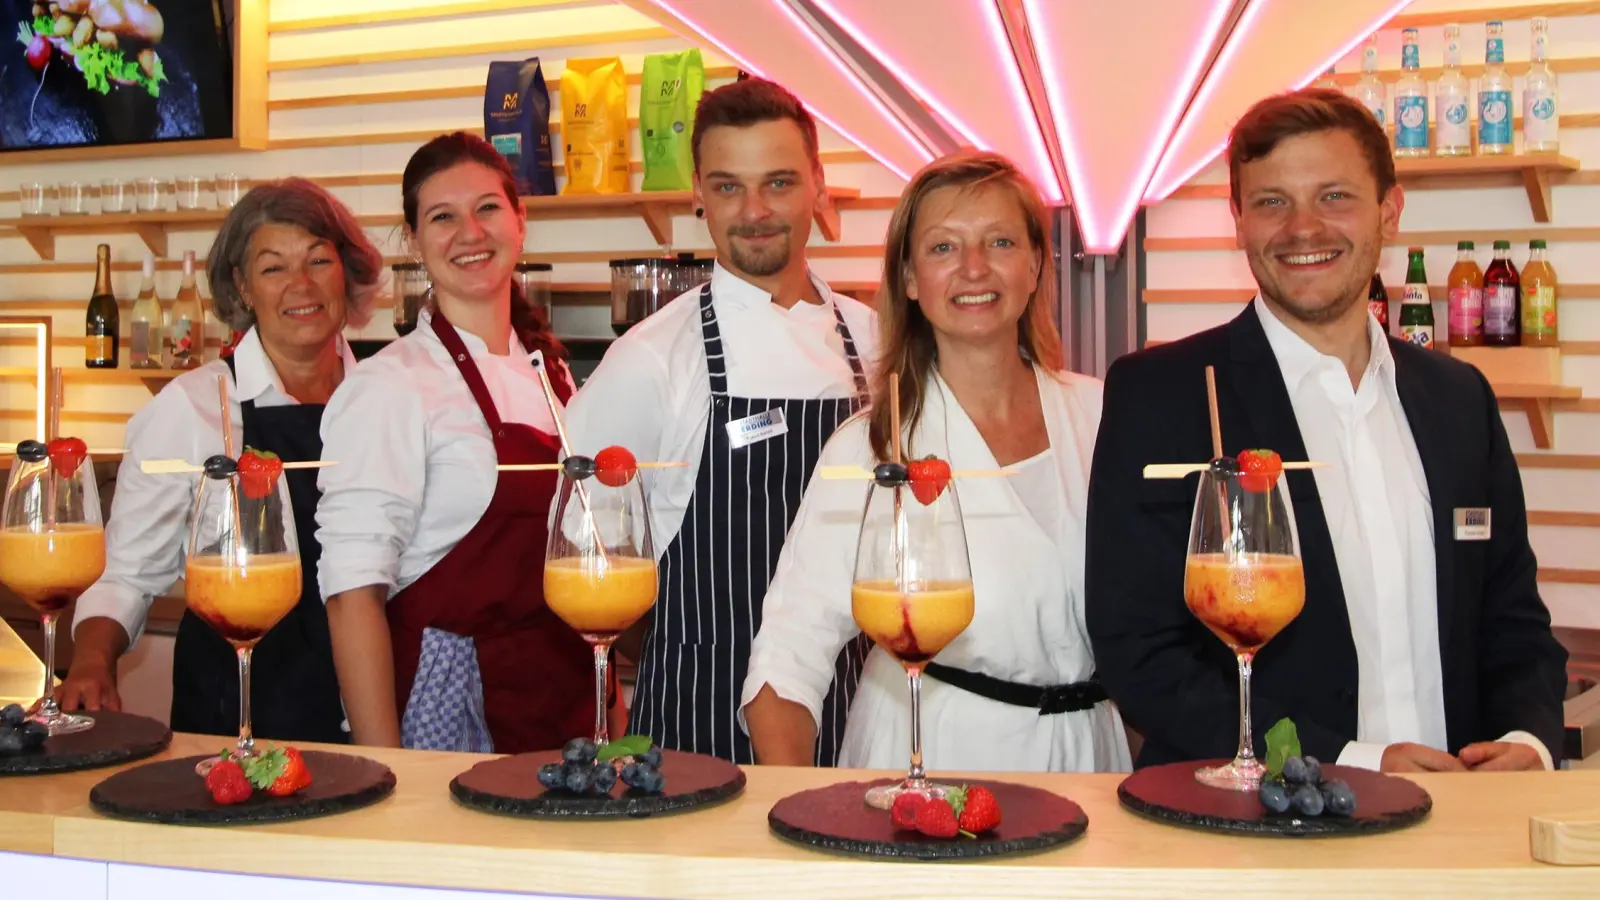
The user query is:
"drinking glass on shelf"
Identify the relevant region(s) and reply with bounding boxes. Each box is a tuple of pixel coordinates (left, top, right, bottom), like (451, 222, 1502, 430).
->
(0, 441, 105, 735)
(57, 181, 87, 215)
(544, 464, 657, 747)
(101, 179, 131, 214)
(19, 182, 46, 216)
(1184, 459, 1305, 791)
(175, 176, 209, 211)
(851, 470, 974, 810)
(135, 177, 169, 213)
(215, 174, 245, 209)
(185, 461, 302, 758)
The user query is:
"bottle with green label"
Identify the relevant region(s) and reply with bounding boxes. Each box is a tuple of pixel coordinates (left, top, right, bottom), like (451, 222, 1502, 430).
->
(1399, 247, 1435, 349)
(1522, 239, 1558, 345)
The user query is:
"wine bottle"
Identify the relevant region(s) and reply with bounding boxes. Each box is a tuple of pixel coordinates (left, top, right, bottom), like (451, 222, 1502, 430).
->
(85, 244, 119, 369)
(169, 251, 205, 370)
(129, 254, 163, 369)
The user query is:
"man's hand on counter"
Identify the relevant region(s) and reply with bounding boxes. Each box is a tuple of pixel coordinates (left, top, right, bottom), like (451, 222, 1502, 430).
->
(1381, 742, 1468, 773)
(1458, 740, 1544, 771)
(55, 617, 129, 712)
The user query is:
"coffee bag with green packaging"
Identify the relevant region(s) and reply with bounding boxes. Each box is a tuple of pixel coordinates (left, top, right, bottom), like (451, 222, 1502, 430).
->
(640, 50, 706, 191)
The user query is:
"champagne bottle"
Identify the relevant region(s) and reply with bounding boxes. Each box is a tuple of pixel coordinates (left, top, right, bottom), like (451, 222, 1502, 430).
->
(129, 254, 163, 369)
(85, 244, 119, 369)
(169, 251, 205, 370)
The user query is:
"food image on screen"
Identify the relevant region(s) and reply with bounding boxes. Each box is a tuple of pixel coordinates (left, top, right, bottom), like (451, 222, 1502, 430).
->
(2, 0, 233, 151)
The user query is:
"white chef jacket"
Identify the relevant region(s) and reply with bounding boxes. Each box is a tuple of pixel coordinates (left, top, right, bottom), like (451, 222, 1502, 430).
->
(315, 310, 571, 601)
(562, 262, 878, 558)
(1255, 297, 1551, 770)
(742, 366, 1132, 772)
(73, 328, 358, 644)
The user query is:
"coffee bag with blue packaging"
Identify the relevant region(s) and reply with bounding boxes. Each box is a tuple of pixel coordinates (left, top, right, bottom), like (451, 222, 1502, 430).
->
(484, 58, 557, 195)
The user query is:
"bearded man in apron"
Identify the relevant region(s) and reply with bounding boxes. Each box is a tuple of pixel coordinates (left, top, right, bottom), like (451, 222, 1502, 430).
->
(564, 78, 876, 765)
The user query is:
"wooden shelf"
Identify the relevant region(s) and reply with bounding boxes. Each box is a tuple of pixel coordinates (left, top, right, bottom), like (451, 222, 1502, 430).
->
(1394, 154, 1580, 222)
(0, 188, 866, 259)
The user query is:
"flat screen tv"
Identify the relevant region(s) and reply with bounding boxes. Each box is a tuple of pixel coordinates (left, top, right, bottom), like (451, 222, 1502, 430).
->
(1, 0, 234, 152)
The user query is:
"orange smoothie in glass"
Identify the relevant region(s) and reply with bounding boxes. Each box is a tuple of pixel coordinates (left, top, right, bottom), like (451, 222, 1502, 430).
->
(1184, 552, 1305, 653)
(544, 555, 658, 640)
(185, 552, 302, 646)
(0, 523, 106, 613)
(852, 579, 975, 667)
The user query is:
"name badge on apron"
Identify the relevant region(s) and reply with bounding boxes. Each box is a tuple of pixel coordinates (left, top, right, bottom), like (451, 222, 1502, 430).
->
(1454, 508, 1491, 541)
(726, 408, 788, 449)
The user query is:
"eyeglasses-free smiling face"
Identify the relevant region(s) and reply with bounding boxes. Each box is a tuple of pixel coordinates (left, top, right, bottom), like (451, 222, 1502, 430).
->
(237, 222, 348, 353)
(694, 118, 824, 282)
(904, 182, 1041, 351)
(409, 161, 527, 305)
(1232, 127, 1402, 326)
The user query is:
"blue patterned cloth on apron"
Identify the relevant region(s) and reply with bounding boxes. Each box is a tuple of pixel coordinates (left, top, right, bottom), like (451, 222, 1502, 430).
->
(400, 627, 493, 752)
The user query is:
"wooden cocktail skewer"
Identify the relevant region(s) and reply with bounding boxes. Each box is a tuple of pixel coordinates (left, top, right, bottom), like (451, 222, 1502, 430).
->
(1, 444, 126, 455)
(217, 375, 246, 553)
(888, 373, 909, 591)
(534, 366, 607, 564)
(1205, 365, 1223, 460)
(820, 466, 1017, 480)
(44, 368, 61, 529)
(1143, 461, 1327, 480)
(495, 461, 688, 472)
(141, 459, 339, 475)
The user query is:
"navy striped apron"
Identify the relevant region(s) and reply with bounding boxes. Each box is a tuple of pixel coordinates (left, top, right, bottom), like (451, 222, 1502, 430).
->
(630, 283, 871, 765)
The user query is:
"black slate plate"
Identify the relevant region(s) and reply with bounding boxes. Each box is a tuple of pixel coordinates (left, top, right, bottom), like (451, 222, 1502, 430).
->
(0, 710, 170, 776)
(450, 748, 744, 819)
(768, 778, 1088, 861)
(1117, 759, 1432, 837)
(89, 751, 396, 826)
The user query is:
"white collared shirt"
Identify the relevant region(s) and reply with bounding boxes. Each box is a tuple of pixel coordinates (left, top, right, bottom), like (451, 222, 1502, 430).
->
(315, 310, 571, 601)
(563, 262, 878, 557)
(1255, 297, 1550, 770)
(73, 328, 359, 644)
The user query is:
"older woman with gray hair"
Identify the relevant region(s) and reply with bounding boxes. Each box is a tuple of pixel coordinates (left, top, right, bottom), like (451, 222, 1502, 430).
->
(60, 177, 382, 744)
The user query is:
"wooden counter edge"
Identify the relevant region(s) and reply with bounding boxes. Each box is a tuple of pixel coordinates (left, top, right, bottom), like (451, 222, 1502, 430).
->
(1531, 809, 1600, 865)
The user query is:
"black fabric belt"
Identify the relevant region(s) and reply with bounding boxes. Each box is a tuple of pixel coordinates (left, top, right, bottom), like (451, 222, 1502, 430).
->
(923, 663, 1107, 715)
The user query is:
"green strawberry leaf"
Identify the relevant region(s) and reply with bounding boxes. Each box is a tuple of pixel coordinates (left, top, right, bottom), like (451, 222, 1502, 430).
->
(240, 747, 288, 790)
(242, 446, 279, 461)
(596, 734, 652, 762)
(1263, 718, 1301, 779)
(944, 785, 968, 817)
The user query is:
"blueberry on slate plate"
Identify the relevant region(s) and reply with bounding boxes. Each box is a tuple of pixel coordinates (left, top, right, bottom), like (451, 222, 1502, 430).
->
(591, 763, 617, 794)
(20, 721, 47, 750)
(620, 761, 643, 786)
(0, 703, 25, 728)
(1281, 755, 1309, 785)
(562, 737, 598, 764)
(636, 768, 665, 793)
(640, 746, 663, 768)
(1302, 755, 1322, 785)
(0, 729, 22, 754)
(537, 762, 565, 790)
(562, 763, 593, 794)
(1258, 780, 1292, 814)
(1322, 779, 1357, 817)
(1292, 783, 1325, 817)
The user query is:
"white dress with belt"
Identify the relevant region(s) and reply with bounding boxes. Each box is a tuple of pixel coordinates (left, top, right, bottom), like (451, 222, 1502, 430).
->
(742, 366, 1133, 772)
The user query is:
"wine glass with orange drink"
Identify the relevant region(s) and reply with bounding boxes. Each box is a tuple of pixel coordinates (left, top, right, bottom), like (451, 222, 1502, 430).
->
(1184, 449, 1305, 791)
(0, 438, 105, 735)
(544, 446, 658, 747)
(186, 449, 301, 759)
(852, 455, 974, 810)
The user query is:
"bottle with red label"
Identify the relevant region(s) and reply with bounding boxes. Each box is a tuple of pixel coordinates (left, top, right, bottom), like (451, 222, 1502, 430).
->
(1447, 240, 1484, 347)
(1483, 240, 1521, 346)
(1367, 273, 1390, 332)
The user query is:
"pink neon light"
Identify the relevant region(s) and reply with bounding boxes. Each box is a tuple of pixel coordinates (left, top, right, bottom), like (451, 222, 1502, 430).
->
(808, 0, 1064, 203)
(646, 0, 926, 181)
(1023, 0, 1233, 251)
(1143, 0, 1415, 203)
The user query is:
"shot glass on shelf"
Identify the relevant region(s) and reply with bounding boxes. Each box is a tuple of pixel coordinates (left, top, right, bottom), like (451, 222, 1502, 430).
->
(175, 176, 209, 211)
(58, 181, 88, 215)
(215, 174, 245, 209)
(19, 182, 46, 216)
(101, 179, 131, 214)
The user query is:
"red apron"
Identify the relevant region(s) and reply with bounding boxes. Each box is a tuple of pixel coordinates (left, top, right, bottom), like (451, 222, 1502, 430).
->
(385, 313, 594, 753)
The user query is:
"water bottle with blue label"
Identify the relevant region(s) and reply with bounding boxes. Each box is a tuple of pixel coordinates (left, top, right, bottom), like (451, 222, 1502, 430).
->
(1353, 35, 1386, 129)
(1524, 17, 1559, 153)
(1435, 24, 1471, 156)
(1478, 21, 1512, 155)
(1395, 29, 1428, 157)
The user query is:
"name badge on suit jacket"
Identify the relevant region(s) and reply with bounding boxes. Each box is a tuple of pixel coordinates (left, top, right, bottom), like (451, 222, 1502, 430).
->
(1454, 508, 1491, 541)
(727, 408, 788, 449)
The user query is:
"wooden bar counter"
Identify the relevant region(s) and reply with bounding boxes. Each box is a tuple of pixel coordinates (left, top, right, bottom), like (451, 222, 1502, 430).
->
(3, 732, 1599, 898)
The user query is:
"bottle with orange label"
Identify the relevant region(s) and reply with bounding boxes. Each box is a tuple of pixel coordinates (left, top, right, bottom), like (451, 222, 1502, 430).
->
(85, 244, 119, 369)
(1447, 240, 1484, 347)
(1522, 239, 1558, 346)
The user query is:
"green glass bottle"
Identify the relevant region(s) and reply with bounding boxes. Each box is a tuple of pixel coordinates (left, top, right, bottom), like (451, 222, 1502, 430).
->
(1398, 247, 1435, 349)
